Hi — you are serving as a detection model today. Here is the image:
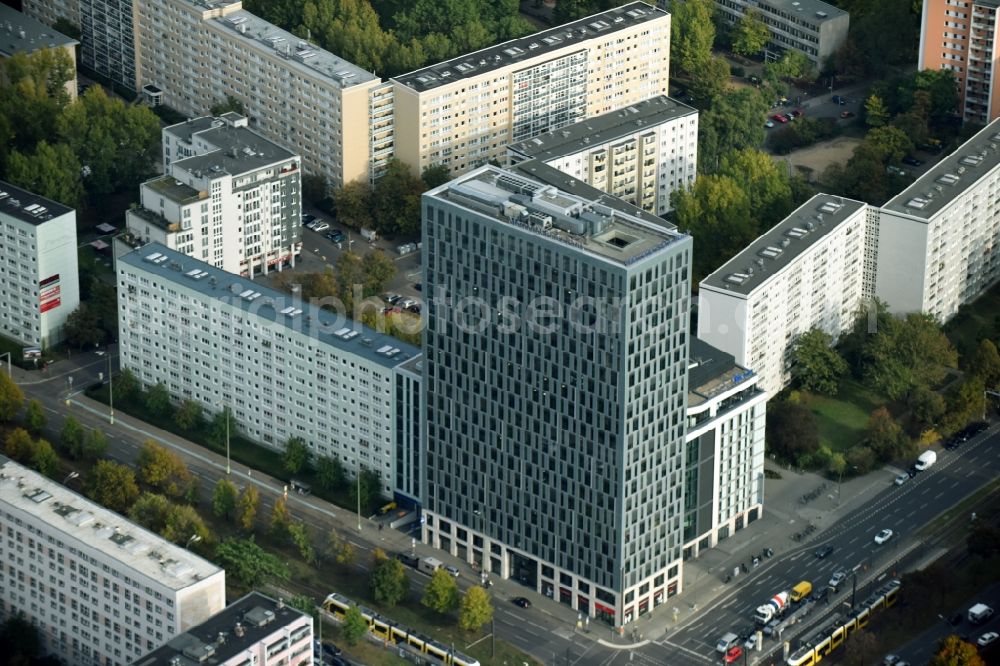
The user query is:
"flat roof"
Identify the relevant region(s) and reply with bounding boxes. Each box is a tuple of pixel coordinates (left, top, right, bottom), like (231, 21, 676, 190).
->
(509, 159, 675, 229)
(0, 179, 73, 225)
(701, 194, 866, 295)
(755, 0, 847, 21)
(172, 117, 298, 177)
(428, 165, 687, 267)
(144, 175, 204, 205)
(209, 7, 377, 87)
(119, 242, 420, 369)
(687, 337, 758, 408)
(134, 592, 309, 666)
(164, 117, 218, 145)
(0, 456, 221, 591)
(0, 5, 78, 56)
(393, 1, 666, 91)
(882, 117, 1000, 221)
(508, 96, 697, 161)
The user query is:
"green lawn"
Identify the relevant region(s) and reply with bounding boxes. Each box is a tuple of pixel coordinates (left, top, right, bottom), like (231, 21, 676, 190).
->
(803, 377, 886, 452)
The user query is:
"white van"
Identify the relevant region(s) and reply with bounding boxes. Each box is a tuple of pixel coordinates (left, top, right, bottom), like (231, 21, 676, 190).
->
(914, 450, 937, 471)
(716, 632, 739, 653)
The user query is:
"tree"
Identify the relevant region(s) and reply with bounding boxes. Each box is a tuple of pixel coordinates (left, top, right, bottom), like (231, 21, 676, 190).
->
(864, 94, 890, 128)
(316, 456, 346, 491)
(458, 585, 493, 632)
(85, 460, 140, 514)
(128, 492, 172, 533)
(371, 158, 423, 236)
(670, 0, 715, 76)
(333, 181, 374, 231)
(766, 401, 820, 463)
(0, 370, 24, 423)
(4, 428, 35, 462)
(174, 399, 204, 431)
(698, 87, 769, 172)
(342, 605, 368, 646)
(269, 495, 292, 541)
(282, 436, 310, 475)
(907, 385, 946, 431)
(362, 250, 397, 296)
(970, 339, 1000, 389)
(4, 141, 84, 209)
(288, 594, 318, 618)
(421, 164, 452, 189)
(325, 529, 356, 568)
(350, 468, 383, 512)
(865, 407, 911, 462)
(23, 399, 46, 436)
(212, 478, 239, 519)
(0, 612, 43, 664)
(790, 329, 848, 395)
(942, 376, 986, 434)
(59, 416, 85, 457)
(209, 95, 245, 116)
(845, 445, 877, 474)
(844, 629, 879, 666)
(422, 568, 461, 614)
(207, 406, 237, 450)
(214, 537, 290, 587)
(766, 50, 816, 83)
(866, 125, 914, 165)
(144, 382, 172, 418)
(370, 548, 409, 606)
(929, 635, 986, 666)
(688, 56, 731, 107)
(336, 251, 365, 311)
(289, 522, 316, 564)
(861, 313, 958, 401)
(63, 304, 105, 350)
(671, 174, 754, 282)
(719, 148, 793, 226)
(137, 440, 193, 498)
(78, 428, 108, 461)
(162, 503, 211, 548)
(115, 368, 140, 403)
(31, 439, 59, 477)
(236, 484, 260, 532)
(731, 9, 769, 56)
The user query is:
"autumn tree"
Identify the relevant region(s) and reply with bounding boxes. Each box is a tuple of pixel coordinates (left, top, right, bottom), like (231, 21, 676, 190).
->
(333, 181, 374, 231)
(422, 568, 460, 614)
(212, 478, 239, 519)
(0, 371, 24, 423)
(162, 504, 211, 548)
(144, 382, 172, 418)
(791, 329, 848, 396)
(85, 460, 140, 514)
(325, 529, 356, 568)
(236, 484, 260, 532)
(362, 250, 397, 296)
(174, 399, 204, 431)
(864, 95, 890, 128)
(24, 399, 46, 436)
(289, 522, 316, 564)
(861, 313, 957, 401)
(929, 635, 985, 666)
(458, 585, 493, 632)
(970, 339, 1000, 389)
(128, 493, 172, 533)
(865, 407, 912, 462)
(269, 496, 292, 541)
(32, 439, 59, 477)
(137, 440, 193, 498)
(370, 548, 409, 607)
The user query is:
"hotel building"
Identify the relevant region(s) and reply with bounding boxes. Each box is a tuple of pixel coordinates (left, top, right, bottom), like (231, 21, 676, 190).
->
(698, 194, 870, 396)
(0, 456, 226, 666)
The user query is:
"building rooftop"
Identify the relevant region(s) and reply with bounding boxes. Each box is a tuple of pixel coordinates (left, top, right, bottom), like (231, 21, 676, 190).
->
(700, 194, 866, 296)
(0, 4, 78, 57)
(0, 180, 73, 226)
(144, 176, 205, 206)
(393, 1, 666, 91)
(428, 165, 687, 267)
(882, 118, 1000, 221)
(755, 0, 847, 21)
(208, 6, 377, 87)
(133, 592, 309, 666)
(120, 242, 421, 369)
(171, 116, 299, 178)
(508, 96, 697, 162)
(164, 116, 218, 145)
(687, 337, 758, 408)
(509, 160, 676, 229)
(0, 456, 221, 591)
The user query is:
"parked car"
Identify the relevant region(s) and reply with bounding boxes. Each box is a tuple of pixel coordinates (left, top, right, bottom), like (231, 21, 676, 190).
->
(832, 94, 846, 105)
(444, 565, 460, 577)
(395, 552, 419, 568)
(882, 655, 901, 666)
(886, 165, 907, 177)
(875, 529, 894, 545)
(814, 545, 834, 559)
(894, 473, 909, 486)
(782, 113, 794, 122)
(788, 109, 802, 118)
(724, 646, 744, 664)
(414, 282, 422, 291)
(327, 229, 345, 243)
(771, 114, 789, 124)
(302, 213, 316, 225)
(312, 221, 330, 232)
(840, 111, 856, 118)
(384, 293, 402, 305)
(977, 631, 999, 647)
(512, 597, 531, 608)
(902, 156, 924, 167)
(764, 120, 775, 128)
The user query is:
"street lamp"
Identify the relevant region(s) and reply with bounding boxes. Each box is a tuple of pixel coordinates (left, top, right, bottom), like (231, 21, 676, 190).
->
(216, 402, 231, 475)
(107, 352, 114, 425)
(837, 465, 858, 505)
(63, 471, 79, 485)
(65, 376, 74, 406)
(185, 534, 202, 549)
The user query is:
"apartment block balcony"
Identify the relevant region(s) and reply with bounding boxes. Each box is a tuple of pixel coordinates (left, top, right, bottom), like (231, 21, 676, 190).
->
(127, 205, 181, 233)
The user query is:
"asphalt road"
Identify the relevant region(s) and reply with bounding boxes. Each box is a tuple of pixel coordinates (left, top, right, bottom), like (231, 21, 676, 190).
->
(14, 356, 999, 666)
(889, 582, 1000, 665)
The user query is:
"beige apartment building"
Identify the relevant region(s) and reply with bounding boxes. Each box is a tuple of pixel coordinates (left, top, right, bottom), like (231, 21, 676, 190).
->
(391, 1, 671, 177)
(919, 0, 1000, 124)
(134, 0, 391, 188)
(0, 4, 79, 101)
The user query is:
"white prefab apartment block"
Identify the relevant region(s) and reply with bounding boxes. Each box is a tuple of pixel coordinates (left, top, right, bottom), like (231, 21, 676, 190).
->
(134, 0, 391, 187)
(134, 592, 313, 666)
(683, 338, 767, 559)
(689, 0, 849, 65)
(0, 181, 80, 348)
(391, 2, 671, 177)
(117, 243, 420, 496)
(20, 0, 80, 35)
(125, 113, 302, 277)
(507, 95, 698, 216)
(0, 456, 225, 666)
(876, 118, 1000, 321)
(698, 195, 870, 396)
(0, 4, 79, 101)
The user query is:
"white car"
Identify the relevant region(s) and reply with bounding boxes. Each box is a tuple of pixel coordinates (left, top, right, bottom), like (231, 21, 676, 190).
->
(444, 565, 460, 577)
(874, 529, 894, 545)
(829, 571, 847, 589)
(978, 631, 999, 647)
(894, 473, 908, 486)
(312, 221, 330, 232)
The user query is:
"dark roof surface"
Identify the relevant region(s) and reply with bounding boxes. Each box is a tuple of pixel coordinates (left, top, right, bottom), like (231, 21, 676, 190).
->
(0, 180, 73, 225)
